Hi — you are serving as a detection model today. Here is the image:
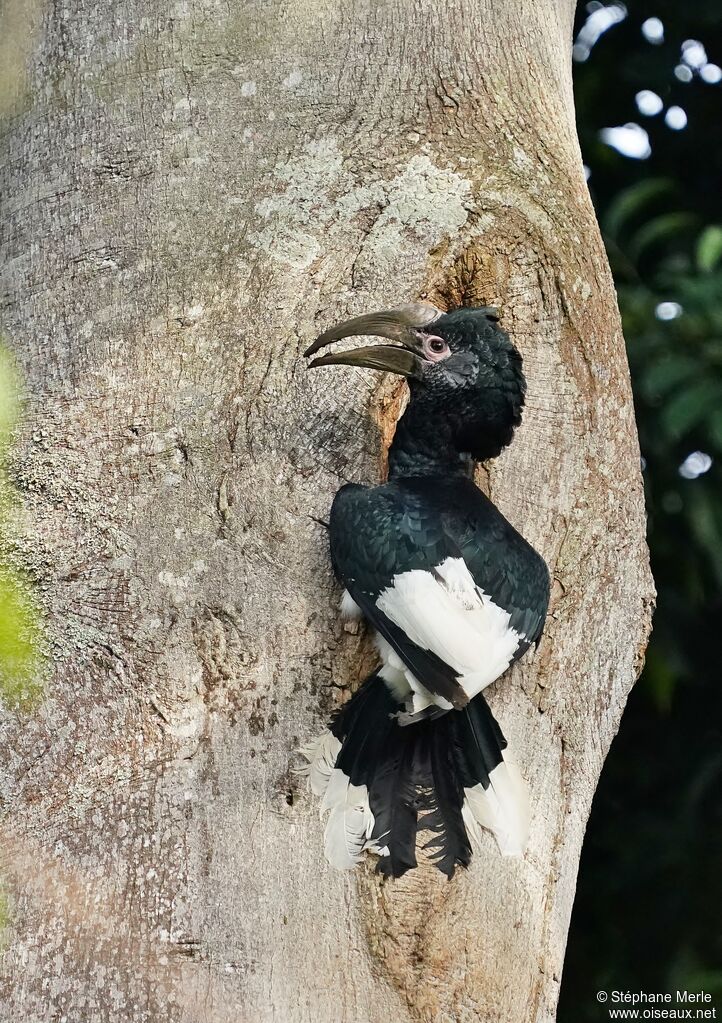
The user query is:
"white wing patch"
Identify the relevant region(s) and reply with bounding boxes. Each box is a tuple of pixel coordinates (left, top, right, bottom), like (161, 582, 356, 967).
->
(375, 556, 521, 706)
(374, 633, 454, 714)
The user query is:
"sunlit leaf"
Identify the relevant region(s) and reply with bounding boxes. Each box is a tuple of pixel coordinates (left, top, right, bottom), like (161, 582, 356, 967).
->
(660, 378, 722, 438)
(640, 355, 697, 399)
(603, 178, 675, 239)
(628, 212, 700, 263)
(696, 225, 722, 273)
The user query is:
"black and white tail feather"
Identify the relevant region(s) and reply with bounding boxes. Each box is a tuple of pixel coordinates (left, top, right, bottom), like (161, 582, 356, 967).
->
(298, 671, 529, 878)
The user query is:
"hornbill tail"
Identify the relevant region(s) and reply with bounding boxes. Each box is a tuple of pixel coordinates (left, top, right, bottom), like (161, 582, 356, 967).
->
(298, 674, 529, 877)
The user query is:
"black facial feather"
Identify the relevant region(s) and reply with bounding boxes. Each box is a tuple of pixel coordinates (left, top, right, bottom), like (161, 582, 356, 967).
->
(407, 307, 527, 467)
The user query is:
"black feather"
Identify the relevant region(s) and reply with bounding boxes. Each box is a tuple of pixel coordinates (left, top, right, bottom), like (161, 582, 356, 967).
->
(369, 724, 421, 877)
(421, 716, 472, 877)
(333, 673, 396, 788)
(328, 672, 420, 876)
(325, 684, 510, 876)
(453, 692, 506, 791)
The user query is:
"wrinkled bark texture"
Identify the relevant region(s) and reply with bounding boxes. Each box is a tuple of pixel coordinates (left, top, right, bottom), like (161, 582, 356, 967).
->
(0, 1, 653, 1021)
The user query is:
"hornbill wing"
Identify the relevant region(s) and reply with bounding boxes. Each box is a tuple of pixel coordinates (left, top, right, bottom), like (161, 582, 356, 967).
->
(329, 483, 525, 711)
(440, 496, 550, 658)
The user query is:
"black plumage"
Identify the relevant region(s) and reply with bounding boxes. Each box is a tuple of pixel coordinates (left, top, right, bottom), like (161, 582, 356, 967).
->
(423, 719, 473, 876)
(330, 476, 548, 713)
(300, 304, 550, 877)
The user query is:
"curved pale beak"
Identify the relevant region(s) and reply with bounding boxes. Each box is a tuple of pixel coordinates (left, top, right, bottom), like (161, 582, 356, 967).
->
(304, 303, 443, 379)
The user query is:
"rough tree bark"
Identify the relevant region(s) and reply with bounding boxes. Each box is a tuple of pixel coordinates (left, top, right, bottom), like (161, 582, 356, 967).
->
(0, 1, 653, 1021)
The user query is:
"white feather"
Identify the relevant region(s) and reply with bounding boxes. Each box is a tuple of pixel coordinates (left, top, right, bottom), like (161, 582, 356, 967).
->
(322, 771, 376, 870)
(340, 589, 363, 620)
(374, 634, 413, 701)
(320, 764, 351, 813)
(297, 730, 342, 797)
(375, 556, 521, 706)
(298, 730, 376, 870)
(374, 633, 452, 714)
(461, 755, 530, 856)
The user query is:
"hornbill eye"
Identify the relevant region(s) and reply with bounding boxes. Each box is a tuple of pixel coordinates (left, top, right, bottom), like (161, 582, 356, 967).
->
(423, 335, 450, 361)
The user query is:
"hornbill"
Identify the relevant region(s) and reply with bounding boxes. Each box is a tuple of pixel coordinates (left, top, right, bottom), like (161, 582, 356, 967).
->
(299, 303, 550, 878)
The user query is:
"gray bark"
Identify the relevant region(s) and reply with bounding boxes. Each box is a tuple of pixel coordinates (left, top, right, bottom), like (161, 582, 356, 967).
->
(0, 1, 653, 1021)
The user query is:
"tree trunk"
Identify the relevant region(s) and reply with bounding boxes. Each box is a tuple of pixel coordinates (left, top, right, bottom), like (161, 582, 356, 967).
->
(0, 1, 653, 1021)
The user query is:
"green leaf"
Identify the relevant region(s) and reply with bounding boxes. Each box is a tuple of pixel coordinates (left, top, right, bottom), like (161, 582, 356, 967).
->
(0, 347, 45, 710)
(696, 225, 722, 273)
(660, 378, 722, 438)
(708, 408, 722, 450)
(641, 646, 677, 714)
(685, 489, 722, 589)
(674, 969, 722, 998)
(628, 212, 700, 263)
(603, 178, 675, 240)
(640, 356, 698, 399)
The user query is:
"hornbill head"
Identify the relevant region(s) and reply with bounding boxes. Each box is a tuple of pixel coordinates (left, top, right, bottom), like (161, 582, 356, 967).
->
(304, 303, 526, 461)
(304, 303, 521, 384)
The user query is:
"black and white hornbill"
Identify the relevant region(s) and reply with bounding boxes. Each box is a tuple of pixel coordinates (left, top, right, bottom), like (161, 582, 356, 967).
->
(299, 302, 550, 878)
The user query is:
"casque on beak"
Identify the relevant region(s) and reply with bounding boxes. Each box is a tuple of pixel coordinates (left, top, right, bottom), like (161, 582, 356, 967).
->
(304, 303, 443, 379)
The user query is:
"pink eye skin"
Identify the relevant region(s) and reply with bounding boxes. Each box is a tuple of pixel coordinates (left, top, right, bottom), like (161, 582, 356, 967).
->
(421, 333, 451, 362)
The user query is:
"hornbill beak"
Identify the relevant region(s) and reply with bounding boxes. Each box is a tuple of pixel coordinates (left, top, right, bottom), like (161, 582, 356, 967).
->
(304, 303, 443, 379)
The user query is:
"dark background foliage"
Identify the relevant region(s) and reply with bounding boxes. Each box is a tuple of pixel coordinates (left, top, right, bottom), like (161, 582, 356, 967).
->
(559, 2, 722, 1017)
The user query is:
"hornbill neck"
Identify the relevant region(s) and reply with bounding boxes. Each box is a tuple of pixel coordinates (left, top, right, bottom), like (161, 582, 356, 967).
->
(387, 387, 523, 481)
(388, 408, 472, 479)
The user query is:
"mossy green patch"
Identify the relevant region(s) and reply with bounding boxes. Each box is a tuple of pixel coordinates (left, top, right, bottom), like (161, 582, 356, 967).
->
(0, 345, 19, 461)
(0, 567, 45, 709)
(0, 342, 45, 709)
(0, 885, 11, 949)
